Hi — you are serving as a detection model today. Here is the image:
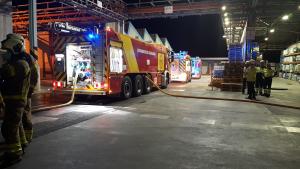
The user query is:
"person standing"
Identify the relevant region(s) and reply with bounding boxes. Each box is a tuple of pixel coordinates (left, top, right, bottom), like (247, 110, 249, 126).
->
(5, 34, 39, 145)
(255, 60, 264, 96)
(242, 61, 249, 94)
(246, 60, 257, 100)
(0, 35, 30, 166)
(263, 63, 274, 97)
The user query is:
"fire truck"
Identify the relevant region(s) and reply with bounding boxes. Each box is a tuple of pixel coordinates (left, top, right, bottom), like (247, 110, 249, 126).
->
(191, 57, 202, 79)
(53, 28, 171, 99)
(170, 51, 192, 83)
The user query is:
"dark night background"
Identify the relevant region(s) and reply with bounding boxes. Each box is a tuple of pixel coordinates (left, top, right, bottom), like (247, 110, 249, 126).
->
(131, 15, 228, 57)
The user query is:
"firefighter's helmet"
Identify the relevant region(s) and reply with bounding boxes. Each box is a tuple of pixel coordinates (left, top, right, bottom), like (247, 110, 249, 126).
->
(6, 33, 25, 43)
(1, 35, 25, 55)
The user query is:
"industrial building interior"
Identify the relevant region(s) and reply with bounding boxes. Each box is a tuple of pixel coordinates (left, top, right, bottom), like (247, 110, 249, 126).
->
(0, 0, 300, 169)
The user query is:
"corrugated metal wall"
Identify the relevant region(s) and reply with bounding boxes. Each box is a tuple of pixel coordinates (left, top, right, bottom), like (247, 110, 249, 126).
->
(0, 0, 12, 42)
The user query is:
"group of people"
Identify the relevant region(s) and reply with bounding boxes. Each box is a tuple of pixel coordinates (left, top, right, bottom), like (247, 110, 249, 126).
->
(0, 34, 38, 167)
(242, 60, 274, 100)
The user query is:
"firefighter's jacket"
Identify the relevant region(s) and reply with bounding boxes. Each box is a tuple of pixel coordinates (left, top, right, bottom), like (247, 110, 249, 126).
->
(264, 68, 274, 78)
(0, 58, 30, 107)
(246, 67, 257, 82)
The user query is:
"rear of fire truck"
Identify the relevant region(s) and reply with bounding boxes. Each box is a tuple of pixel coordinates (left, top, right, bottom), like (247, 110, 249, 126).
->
(53, 28, 171, 98)
(170, 51, 192, 83)
(191, 57, 202, 79)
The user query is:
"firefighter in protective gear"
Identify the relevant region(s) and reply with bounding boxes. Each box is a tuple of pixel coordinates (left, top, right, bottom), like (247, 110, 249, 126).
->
(246, 60, 257, 100)
(6, 33, 38, 144)
(255, 60, 264, 96)
(0, 35, 30, 166)
(242, 61, 249, 94)
(263, 64, 274, 97)
(23, 51, 38, 143)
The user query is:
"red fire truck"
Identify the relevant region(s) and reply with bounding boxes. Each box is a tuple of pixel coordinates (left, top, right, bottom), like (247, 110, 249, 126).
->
(53, 28, 171, 99)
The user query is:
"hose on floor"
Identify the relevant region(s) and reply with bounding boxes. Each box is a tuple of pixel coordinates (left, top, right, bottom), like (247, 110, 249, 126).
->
(145, 76, 300, 110)
(32, 74, 78, 113)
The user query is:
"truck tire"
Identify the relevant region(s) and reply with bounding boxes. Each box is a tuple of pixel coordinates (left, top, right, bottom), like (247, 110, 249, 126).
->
(133, 75, 143, 97)
(143, 75, 151, 94)
(161, 74, 169, 89)
(121, 76, 132, 99)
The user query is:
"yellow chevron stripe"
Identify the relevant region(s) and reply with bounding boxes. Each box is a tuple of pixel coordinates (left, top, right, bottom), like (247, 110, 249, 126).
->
(117, 34, 139, 73)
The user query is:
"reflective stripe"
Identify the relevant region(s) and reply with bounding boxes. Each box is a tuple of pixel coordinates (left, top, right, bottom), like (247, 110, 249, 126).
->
(20, 137, 28, 145)
(25, 130, 33, 141)
(7, 143, 22, 153)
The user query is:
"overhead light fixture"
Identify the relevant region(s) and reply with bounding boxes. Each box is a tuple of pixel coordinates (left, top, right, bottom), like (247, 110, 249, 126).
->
(224, 17, 229, 22)
(269, 29, 275, 33)
(222, 6, 226, 11)
(224, 13, 228, 17)
(282, 15, 289, 21)
(264, 37, 269, 41)
(298, 5, 300, 10)
(225, 21, 230, 25)
(222, 35, 227, 38)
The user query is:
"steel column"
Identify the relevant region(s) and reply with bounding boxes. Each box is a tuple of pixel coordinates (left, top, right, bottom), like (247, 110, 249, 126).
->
(29, 0, 40, 90)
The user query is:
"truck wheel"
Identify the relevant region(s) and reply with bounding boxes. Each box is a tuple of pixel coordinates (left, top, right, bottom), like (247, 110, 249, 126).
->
(133, 75, 143, 97)
(121, 76, 132, 99)
(143, 75, 151, 94)
(161, 74, 169, 89)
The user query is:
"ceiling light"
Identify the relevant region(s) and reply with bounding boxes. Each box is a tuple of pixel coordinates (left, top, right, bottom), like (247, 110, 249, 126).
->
(264, 37, 269, 41)
(222, 35, 227, 38)
(222, 6, 226, 11)
(224, 13, 228, 17)
(298, 5, 300, 10)
(269, 29, 275, 33)
(282, 15, 289, 21)
(224, 17, 229, 22)
(225, 21, 230, 25)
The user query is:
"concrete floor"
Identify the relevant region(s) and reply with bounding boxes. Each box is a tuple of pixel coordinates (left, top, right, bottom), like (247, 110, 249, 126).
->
(2, 77, 300, 169)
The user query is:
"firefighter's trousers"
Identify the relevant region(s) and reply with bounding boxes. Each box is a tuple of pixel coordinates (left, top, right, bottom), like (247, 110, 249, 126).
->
(1, 102, 26, 156)
(255, 73, 264, 95)
(22, 97, 33, 142)
(264, 77, 273, 97)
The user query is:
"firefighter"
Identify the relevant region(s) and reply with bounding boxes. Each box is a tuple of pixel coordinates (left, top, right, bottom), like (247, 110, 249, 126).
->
(5, 33, 38, 144)
(246, 60, 257, 100)
(255, 60, 264, 96)
(263, 63, 274, 97)
(0, 35, 30, 166)
(242, 61, 249, 94)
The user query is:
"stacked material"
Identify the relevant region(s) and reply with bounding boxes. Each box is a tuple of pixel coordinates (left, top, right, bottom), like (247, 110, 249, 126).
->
(210, 65, 224, 88)
(281, 42, 300, 82)
(221, 63, 243, 92)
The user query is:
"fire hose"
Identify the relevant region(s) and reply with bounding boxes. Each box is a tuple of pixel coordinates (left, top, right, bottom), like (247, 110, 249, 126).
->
(32, 73, 78, 113)
(145, 76, 300, 110)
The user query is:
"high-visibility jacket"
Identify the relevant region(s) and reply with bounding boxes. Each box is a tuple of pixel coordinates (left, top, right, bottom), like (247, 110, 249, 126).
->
(255, 67, 263, 73)
(246, 67, 257, 82)
(264, 68, 274, 78)
(0, 58, 30, 106)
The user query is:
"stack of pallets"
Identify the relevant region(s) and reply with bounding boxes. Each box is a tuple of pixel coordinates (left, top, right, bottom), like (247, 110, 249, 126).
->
(221, 63, 243, 92)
